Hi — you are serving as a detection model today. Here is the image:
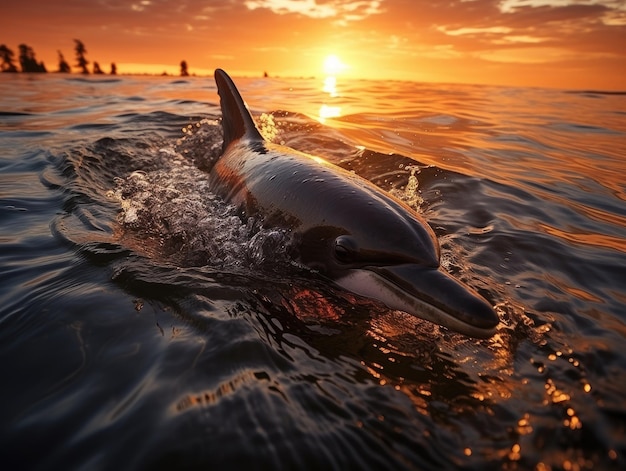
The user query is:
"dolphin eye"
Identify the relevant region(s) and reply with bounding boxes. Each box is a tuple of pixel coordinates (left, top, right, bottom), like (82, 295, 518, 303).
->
(334, 235, 358, 263)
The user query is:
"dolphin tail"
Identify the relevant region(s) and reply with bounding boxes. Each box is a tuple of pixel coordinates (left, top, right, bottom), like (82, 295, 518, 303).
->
(215, 69, 265, 153)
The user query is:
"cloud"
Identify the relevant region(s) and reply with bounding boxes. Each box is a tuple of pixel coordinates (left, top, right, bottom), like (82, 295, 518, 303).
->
(474, 46, 573, 63)
(243, 0, 384, 22)
(417, 44, 464, 60)
(474, 46, 617, 63)
(497, 0, 621, 16)
(429, 0, 625, 62)
(498, 0, 574, 14)
(245, 0, 335, 18)
(131, 1, 152, 12)
(438, 26, 513, 36)
(492, 35, 550, 44)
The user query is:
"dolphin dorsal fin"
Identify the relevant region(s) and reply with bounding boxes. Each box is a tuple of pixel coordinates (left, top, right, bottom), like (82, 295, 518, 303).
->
(215, 69, 264, 153)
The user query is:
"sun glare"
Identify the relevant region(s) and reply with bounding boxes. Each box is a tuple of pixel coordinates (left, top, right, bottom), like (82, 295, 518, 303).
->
(323, 54, 347, 76)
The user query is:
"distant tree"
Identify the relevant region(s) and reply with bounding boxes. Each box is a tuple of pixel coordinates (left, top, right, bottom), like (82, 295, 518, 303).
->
(93, 61, 104, 74)
(110, 62, 117, 75)
(18, 44, 46, 72)
(180, 60, 189, 76)
(57, 50, 71, 73)
(74, 39, 89, 74)
(0, 44, 19, 72)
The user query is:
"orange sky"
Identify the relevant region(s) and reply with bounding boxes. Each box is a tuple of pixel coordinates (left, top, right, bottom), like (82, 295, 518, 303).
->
(2, 0, 625, 89)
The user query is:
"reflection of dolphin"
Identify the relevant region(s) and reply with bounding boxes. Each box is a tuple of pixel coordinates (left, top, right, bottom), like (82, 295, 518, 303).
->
(209, 69, 499, 338)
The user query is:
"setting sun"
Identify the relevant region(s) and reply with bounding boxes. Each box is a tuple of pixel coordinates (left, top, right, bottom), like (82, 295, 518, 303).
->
(323, 55, 347, 76)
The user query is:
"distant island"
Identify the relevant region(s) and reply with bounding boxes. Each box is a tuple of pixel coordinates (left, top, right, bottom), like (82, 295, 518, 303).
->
(0, 39, 190, 77)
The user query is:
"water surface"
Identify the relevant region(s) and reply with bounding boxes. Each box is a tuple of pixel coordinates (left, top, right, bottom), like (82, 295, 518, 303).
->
(1, 74, 625, 470)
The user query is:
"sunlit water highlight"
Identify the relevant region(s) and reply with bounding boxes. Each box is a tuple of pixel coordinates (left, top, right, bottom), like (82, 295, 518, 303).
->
(1, 74, 625, 470)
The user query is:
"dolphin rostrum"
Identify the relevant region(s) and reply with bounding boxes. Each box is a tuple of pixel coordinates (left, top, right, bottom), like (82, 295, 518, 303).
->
(209, 69, 499, 338)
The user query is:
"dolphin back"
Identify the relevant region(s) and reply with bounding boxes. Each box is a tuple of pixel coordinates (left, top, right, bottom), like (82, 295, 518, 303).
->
(215, 69, 264, 153)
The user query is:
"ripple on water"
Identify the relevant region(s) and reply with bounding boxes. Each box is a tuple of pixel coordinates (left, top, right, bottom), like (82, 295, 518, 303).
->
(1, 76, 625, 470)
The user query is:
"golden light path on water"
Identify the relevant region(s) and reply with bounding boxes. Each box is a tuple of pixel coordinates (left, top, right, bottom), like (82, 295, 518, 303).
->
(318, 54, 347, 122)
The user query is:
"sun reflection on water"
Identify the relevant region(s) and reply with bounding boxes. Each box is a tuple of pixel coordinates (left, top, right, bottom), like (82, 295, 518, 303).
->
(318, 55, 345, 123)
(323, 75, 338, 97)
(319, 104, 341, 122)
(319, 76, 341, 122)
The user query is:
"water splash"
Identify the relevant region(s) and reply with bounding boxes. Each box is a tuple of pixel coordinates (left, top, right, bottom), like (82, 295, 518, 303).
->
(110, 133, 295, 270)
(403, 165, 424, 208)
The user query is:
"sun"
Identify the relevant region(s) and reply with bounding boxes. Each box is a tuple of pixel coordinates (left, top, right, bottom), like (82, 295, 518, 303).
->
(323, 54, 347, 76)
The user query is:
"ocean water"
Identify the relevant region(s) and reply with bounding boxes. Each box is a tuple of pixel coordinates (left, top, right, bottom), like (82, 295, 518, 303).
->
(1, 73, 625, 470)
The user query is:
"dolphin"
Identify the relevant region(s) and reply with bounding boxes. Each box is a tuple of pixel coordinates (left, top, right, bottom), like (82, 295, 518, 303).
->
(209, 69, 499, 338)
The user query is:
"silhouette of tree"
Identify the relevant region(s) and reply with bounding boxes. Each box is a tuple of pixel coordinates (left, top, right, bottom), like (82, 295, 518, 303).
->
(93, 61, 104, 74)
(74, 39, 89, 74)
(180, 60, 189, 76)
(110, 62, 117, 75)
(0, 44, 19, 73)
(57, 50, 71, 73)
(18, 44, 46, 72)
